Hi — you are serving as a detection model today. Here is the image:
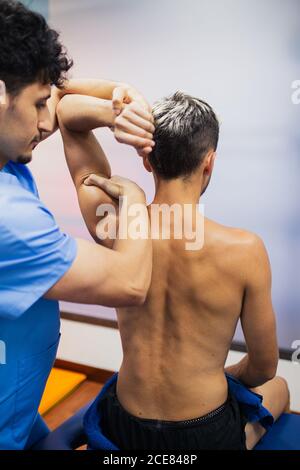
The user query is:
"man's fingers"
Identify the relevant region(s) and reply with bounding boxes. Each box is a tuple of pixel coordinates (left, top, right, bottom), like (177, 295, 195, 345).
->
(115, 129, 155, 149)
(116, 119, 154, 141)
(112, 87, 126, 115)
(117, 111, 155, 134)
(140, 147, 153, 156)
(114, 104, 156, 148)
(126, 101, 154, 122)
(84, 174, 122, 199)
(137, 147, 153, 158)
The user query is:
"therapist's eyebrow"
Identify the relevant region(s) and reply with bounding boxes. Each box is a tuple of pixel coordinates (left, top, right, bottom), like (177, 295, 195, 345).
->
(36, 94, 51, 106)
(38, 94, 51, 102)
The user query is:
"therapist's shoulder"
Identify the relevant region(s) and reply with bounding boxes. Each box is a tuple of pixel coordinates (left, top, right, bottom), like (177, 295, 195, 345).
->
(0, 177, 77, 288)
(12, 161, 39, 196)
(0, 181, 57, 237)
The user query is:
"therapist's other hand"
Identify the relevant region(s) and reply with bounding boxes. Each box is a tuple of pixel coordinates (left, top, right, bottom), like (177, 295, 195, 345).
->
(84, 174, 146, 203)
(112, 86, 155, 158)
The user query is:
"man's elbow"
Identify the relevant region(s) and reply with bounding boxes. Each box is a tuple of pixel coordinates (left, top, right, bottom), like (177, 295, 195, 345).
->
(265, 353, 279, 381)
(264, 364, 278, 381)
(257, 369, 276, 385)
(56, 95, 73, 128)
(55, 98, 64, 121)
(254, 362, 278, 384)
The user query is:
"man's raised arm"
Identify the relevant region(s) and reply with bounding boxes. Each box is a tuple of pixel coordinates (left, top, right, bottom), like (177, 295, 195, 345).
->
(44, 86, 154, 307)
(56, 93, 154, 244)
(42, 78, 151, 141)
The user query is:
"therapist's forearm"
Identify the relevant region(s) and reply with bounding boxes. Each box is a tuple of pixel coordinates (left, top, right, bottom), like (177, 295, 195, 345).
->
(57, 78, 128, 101)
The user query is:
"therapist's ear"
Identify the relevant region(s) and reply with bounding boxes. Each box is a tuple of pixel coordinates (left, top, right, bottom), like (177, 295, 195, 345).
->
(0, 81, 7, 106)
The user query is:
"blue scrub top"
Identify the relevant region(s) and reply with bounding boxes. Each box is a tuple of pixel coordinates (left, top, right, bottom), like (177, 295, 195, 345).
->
(0, 161, 77, 449)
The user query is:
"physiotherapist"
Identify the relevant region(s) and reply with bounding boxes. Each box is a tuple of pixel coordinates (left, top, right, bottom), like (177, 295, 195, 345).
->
(0, 0, 154, 450)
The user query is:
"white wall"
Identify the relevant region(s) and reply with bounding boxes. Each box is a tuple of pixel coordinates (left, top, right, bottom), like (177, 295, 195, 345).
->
(58, 319, 300, 413)
(29, 0, 300, 350)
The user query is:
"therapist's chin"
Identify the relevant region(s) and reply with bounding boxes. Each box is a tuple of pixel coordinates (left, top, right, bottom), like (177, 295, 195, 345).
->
(16, 153, 33, 165)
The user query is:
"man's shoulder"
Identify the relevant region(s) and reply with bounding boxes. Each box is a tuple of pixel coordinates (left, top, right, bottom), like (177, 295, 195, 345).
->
(205, 218, 265, 254)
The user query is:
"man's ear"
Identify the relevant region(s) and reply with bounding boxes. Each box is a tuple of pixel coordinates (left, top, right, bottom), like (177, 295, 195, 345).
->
(204, 150, 216, 175)
(142, 155, 153, 173)
(0, 81, 7, 106)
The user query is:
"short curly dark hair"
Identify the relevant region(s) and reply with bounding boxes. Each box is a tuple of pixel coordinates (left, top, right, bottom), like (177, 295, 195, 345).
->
(0, 0, 73, 95)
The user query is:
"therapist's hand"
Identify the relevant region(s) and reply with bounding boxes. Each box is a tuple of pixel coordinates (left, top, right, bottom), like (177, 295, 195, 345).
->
(84, 173, 146, 203)
(111, 86, 155, 158)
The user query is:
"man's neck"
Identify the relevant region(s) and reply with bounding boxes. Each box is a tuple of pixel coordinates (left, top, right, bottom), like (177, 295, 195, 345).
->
(152, 178, 202, 206)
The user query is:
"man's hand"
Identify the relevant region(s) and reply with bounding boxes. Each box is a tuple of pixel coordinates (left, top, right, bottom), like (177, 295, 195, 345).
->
(112, 86, 155, 158)
(112, 85, 152, 115)
(114, 102, 155, 157)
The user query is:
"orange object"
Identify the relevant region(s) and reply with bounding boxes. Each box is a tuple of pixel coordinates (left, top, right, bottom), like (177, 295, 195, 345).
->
(38, 367, 87, 415)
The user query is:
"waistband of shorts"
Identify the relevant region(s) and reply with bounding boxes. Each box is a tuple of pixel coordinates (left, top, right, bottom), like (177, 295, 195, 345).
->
(104, 381, 231, 429)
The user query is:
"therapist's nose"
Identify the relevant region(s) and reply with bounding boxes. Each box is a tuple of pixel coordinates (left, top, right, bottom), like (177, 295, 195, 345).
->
(38, 107, 52, 135)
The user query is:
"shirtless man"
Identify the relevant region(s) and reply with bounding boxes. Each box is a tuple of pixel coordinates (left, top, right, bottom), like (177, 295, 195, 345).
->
(57, 91, 290, 450)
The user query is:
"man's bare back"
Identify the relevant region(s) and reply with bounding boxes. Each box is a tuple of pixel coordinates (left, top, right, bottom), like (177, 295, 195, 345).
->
(116, 214, 258, 421)
(71, 90, 286, 449)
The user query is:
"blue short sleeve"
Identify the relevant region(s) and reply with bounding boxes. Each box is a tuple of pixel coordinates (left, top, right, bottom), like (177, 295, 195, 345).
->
(0, 186, 77, 320)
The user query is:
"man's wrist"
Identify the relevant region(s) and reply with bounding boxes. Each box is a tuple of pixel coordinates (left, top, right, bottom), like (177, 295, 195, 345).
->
(99, 99, 115, 128)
